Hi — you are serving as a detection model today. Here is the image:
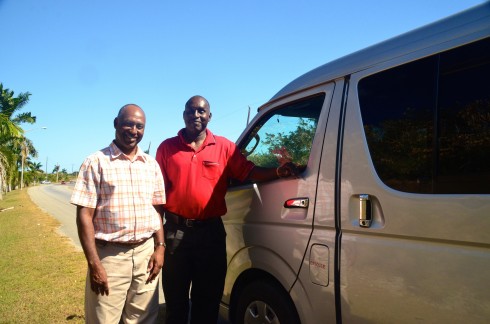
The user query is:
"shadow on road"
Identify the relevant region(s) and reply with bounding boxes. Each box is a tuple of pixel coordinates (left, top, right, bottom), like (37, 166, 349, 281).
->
(157, 303, 167, 322)
(156, 301, 228, 323)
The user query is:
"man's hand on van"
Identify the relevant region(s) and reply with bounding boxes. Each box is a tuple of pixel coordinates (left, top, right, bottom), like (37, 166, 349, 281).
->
(277, 162, 301, 179)
(248, 163, 301, 182)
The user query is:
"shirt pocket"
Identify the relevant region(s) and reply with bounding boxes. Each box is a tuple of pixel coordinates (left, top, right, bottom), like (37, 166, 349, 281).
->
(202, 161, 220, 180)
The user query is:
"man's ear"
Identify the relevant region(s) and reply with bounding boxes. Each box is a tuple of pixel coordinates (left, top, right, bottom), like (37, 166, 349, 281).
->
(209, 112, 212, 121)
(114, 117, 118, 128)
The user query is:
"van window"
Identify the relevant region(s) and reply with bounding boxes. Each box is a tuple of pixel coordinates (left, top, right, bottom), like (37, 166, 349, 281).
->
(241, 94, 325, 171)
(358, 37, 490, 194)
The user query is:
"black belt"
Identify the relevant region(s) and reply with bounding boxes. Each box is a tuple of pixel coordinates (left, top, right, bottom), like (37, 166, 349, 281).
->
(95, 237, 149, 248)
(165, 211, 221, 228)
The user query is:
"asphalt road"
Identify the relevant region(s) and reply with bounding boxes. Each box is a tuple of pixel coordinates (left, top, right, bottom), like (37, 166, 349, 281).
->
(28, 183, 81, 250)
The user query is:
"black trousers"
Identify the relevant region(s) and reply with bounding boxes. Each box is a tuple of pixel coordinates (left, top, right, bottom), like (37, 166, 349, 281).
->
(162, 217, 227, 324)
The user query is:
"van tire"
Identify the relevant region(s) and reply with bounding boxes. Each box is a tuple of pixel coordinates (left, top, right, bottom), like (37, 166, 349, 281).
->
(235, 280, 300, 324)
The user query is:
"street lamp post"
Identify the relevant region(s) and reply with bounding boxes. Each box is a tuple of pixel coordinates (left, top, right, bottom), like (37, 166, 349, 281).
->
(20, 126, 47, 190)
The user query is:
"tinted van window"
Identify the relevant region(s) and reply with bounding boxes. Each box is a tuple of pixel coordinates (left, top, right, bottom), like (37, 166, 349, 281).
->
(359, 37, 490, 194)
(241, 94, 324, 170)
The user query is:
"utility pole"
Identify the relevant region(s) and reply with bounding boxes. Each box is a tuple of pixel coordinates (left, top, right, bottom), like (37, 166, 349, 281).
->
(247, 106, 251, 126)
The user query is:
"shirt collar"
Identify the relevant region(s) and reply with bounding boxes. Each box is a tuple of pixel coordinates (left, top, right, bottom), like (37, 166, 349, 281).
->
(178, 128, 216, 149)
(109, 141, 147, 162)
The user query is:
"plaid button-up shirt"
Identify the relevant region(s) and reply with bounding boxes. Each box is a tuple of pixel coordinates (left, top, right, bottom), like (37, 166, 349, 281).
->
(71, 142, 166, 242)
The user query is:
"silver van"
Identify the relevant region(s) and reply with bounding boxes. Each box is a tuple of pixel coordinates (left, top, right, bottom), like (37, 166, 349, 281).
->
(220, 3, 490, 323)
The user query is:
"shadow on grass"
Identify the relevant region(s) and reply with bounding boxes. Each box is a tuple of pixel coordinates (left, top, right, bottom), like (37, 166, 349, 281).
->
(66, 314, 84, 321)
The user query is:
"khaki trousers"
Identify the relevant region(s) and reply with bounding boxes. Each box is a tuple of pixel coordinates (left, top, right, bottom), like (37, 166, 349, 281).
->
(84, 238, 160, 324)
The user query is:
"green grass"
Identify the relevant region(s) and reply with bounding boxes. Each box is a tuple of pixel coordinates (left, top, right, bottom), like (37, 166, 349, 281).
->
(0, 189, 86, 323)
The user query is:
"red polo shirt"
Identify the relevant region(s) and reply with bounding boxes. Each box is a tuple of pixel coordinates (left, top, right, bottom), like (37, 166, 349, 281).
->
(156, 129, 255, 220)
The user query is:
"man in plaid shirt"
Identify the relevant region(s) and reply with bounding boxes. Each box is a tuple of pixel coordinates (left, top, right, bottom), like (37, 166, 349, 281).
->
(71, 104, 166, 324)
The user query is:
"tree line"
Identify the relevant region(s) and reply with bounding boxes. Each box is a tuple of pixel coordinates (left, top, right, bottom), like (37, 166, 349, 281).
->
(0, 83, 68, 199)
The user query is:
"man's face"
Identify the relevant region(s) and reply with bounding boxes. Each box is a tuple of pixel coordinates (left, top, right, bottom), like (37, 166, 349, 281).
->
(183, 98, 211, 135)
(114, 107, 145, 154)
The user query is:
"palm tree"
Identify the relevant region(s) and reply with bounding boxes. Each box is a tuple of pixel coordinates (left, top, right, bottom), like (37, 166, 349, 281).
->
(25, 160, 43, 186)
(0, 146, 11, 198)
(59, 168, 69, 182)
(29, 161, 43, 174)
(0, 83, 35, 197)
(53, 164, 60, 183)
(19, 138, 39, 188)
(0, 83, 33, 133)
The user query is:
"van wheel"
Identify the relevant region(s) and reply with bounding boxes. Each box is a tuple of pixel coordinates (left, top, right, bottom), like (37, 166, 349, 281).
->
(235, 281, 299, 324)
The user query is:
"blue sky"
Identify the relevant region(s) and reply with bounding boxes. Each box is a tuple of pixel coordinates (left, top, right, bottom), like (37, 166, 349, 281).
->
(0, 0, 485, 174)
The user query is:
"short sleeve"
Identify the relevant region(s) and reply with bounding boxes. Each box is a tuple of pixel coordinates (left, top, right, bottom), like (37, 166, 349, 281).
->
(227, 141, 255, 182)
(151, 159, 166, 205)
(70, 156, 100, 208)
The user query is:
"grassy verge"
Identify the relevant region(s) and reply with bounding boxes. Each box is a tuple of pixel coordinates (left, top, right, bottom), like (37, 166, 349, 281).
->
(0, 189, 86, 323)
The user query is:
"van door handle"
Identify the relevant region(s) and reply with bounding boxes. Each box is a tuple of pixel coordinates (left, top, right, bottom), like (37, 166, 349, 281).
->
(284, 198, 309, 208)
(359, 194, 372, 227)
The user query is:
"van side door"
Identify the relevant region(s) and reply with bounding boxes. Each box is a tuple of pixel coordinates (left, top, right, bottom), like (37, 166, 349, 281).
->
(222, 84, 335, 323)
(339, 37, 490, 322)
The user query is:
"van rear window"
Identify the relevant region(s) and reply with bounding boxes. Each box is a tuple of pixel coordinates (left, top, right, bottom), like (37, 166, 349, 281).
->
(358, 37, 490, 194)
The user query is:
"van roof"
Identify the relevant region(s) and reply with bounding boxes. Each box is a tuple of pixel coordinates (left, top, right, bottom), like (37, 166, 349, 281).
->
(265, 2, 490, 108)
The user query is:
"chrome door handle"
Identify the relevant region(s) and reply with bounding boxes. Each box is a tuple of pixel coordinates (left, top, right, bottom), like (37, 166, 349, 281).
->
(359, 194, 372, 227)
(284, 198, 309, 208)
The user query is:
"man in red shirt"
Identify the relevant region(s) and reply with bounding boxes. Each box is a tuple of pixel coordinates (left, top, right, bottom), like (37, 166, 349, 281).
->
(156, 95, 296, 324)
